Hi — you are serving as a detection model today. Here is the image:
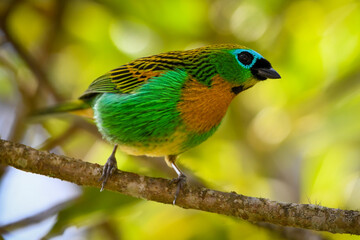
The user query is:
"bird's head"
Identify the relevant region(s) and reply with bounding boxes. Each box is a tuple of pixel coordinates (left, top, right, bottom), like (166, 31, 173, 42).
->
(205, 44, 281, 93)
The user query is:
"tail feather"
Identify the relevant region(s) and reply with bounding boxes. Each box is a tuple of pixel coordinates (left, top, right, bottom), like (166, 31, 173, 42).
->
(33, 100, 93, 118)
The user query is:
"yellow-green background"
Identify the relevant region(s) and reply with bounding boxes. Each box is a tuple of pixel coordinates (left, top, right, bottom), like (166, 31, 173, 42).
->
(0, 0, 360, 239)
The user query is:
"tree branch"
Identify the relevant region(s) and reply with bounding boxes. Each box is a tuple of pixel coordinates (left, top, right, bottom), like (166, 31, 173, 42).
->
(0, 139, 359, 235)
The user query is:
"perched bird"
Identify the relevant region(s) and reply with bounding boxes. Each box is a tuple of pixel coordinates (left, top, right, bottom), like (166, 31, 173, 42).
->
(40, 44, 280, 204)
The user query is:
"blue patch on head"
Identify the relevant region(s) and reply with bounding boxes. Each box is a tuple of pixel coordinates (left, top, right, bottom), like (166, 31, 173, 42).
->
(231, 49, 264, 69)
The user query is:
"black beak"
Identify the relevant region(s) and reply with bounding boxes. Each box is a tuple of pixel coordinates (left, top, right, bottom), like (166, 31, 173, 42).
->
(252, 67, 281, 81)
(250, 58, 281, 81)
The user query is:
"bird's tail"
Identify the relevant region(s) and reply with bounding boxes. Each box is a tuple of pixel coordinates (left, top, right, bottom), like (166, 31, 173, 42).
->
(33, 100, 94, 118)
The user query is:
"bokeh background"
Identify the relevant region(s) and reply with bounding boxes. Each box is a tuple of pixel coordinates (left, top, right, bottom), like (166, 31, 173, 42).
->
(0, 0, 360, 239)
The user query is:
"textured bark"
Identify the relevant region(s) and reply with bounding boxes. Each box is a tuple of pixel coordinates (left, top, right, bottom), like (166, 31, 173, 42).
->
(0, 139, 359, 235)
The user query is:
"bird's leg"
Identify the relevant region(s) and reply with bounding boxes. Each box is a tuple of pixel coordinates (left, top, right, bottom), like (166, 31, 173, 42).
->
(99, 144, 118, 191)
(165, 155, 187, 205)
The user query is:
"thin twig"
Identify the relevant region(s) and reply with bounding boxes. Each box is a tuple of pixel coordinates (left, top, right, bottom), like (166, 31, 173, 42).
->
(0, 197, 78, 234)
(37, 123, 79, 151)
(0, 52, 33, 142)
(0, 0, 65, 142)
(0, 0, 22, 24)
(0, 7, 63, 101)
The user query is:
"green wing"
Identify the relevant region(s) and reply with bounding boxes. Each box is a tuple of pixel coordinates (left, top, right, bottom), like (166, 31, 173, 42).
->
(79, 51, 186, 100)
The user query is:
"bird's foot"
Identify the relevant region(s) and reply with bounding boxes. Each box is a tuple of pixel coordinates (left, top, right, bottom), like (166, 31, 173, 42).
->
(99, 153, 118, 191)
(170, 173, 187, 205)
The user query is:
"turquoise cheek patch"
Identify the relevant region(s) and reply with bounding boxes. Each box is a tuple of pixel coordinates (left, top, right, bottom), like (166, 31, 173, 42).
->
(231, 49, 264, 69)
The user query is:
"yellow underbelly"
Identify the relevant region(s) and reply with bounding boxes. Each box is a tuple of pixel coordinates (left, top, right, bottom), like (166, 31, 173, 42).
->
(117, 129, 188, 157)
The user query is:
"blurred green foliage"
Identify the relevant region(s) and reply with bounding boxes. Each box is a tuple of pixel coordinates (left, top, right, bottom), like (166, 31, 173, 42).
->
(1, 0, 360, 239)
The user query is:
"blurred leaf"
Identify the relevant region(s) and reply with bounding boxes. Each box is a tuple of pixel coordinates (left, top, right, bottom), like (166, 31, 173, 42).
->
(45, 188, 139, 238)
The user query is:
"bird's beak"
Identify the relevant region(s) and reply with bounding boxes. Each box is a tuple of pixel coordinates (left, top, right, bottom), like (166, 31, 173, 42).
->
(253, 67, 281, 80)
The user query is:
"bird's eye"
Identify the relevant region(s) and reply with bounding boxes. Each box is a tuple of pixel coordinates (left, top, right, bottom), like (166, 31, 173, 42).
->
(237, 52, 254, 66)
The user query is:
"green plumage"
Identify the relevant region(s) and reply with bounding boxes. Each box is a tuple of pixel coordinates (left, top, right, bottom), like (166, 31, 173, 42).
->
(41, 44, 281, 156)
(93, 70, 185, 154)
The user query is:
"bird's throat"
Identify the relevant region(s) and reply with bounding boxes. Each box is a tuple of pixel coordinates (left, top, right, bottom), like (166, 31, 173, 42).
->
(177, 75, 236, 133)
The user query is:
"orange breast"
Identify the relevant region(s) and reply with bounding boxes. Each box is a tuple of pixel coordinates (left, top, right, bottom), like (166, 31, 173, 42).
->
(177, 75, 236, 133)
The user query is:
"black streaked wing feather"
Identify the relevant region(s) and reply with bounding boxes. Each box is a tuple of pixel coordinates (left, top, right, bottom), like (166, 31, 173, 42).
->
(79, 52, 187, 100)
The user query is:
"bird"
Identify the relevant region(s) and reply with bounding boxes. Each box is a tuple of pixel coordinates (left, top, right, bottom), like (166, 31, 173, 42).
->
(39, 44, 280, 204)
